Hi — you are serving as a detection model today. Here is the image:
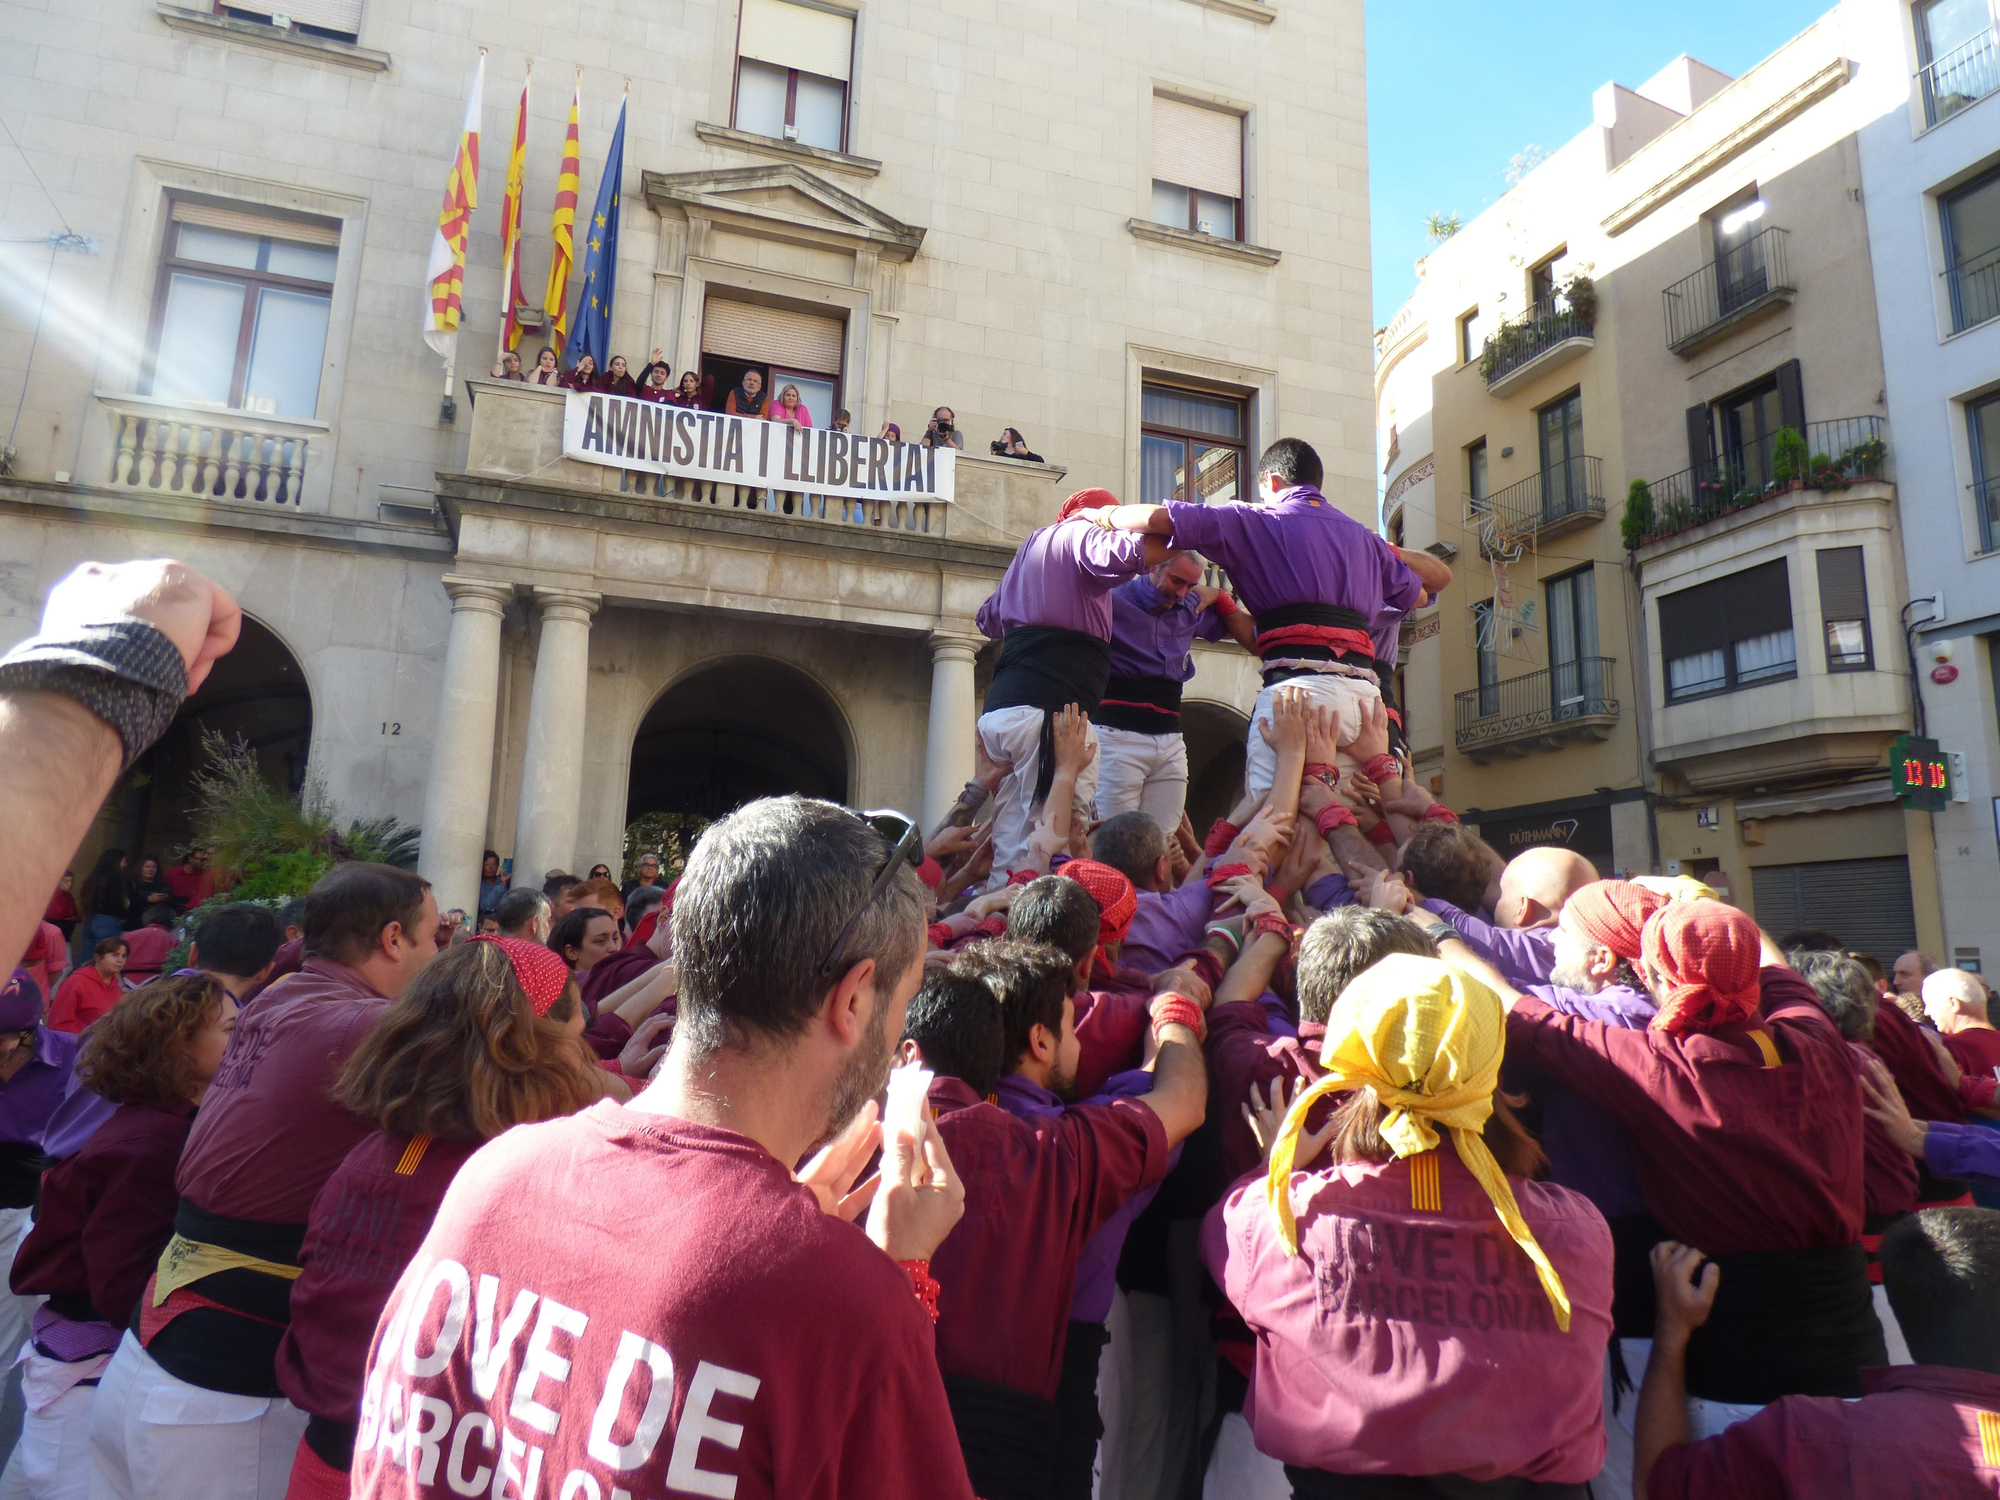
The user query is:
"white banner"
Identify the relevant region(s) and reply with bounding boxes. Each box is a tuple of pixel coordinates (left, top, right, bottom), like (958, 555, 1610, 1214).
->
(561, 392, 955, 504)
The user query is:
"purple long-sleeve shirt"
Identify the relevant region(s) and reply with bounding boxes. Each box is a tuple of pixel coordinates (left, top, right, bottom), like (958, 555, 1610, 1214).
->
(975, 519, 1150, 642)
(993, 1069, 1177, 1323)
(0, 1025, 80, 1149)
(1105, 576, 1227, 680)
(1423, 899, 1557, 986)
(1162, 486, 1422, 623)
(1923, 1120, 2000, 1188)
(1121, 882, 1214, 977)
(1518, 983, 1654, 1218)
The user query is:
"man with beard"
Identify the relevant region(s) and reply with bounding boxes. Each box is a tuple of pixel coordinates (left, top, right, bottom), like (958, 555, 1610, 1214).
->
(902, 939, 1207, 1500)
(350, 798, 974, 1500)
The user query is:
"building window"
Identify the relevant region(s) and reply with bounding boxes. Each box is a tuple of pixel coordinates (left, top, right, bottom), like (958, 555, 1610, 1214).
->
(1915, 0, 2000, 126)
(1140, 383, 1247, 504)
(1150, 96, 1243, 241)
(1537, 389, 1588, 518)
(145, 201, 338, 419)
(699, 294, 845, 423)
(1658, 558, 1796, 701)
(1969, 389, 2000, 552)
(733, 0, 854, 152)
(1458, 308, 1485, 365)
(1943, 166, 2000, 334)
(215, 0, 361, 42)
(1473, 600, 1499, 716)
(1545, 566, 1601, 719)
(1467, 439, 1488, 511)
(1708, 187, 1772, 315)
(1816, 546, 1873, 671)
(1530, 248, 1566, 308)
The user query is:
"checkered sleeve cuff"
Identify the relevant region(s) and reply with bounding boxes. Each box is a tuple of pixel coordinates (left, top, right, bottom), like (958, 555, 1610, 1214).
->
(0, 619, 189, 768)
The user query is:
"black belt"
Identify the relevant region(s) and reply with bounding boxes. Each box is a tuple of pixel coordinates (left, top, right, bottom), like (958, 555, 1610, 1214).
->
(1049, 1321, 1111, 1500)
(1682, 1242, 1883, 1403)
(942, 1371, 1060, 1500)
(140, 1200, 308, 1398)
(1091, 674, 1183, 735)
(985, 626, 1113, 806)
(1285, 1468, 1588, 1499)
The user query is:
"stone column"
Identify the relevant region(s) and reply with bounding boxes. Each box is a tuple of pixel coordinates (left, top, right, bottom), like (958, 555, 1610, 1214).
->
(512, 587, 602, 884)
(417, 577, 513, 920)
(922, 633, 981, 831)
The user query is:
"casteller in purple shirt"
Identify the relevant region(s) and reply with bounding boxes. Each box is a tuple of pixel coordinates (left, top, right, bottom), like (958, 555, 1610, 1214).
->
(1422, 898, 1557, 987)
(975, 518, 1151, 643)
(1161, 486, 1422, 626)
(993, 1068, 1178, 1323)
(1104, 574, 1228, 682)
(1518, 982, 1655, 1219)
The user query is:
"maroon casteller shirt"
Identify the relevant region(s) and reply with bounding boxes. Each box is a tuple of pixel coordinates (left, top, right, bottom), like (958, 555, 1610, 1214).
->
(926, 1075, 1170, 1402)
(1206, 1001, 1325, 1187)
(350, 1101, 973, 1500)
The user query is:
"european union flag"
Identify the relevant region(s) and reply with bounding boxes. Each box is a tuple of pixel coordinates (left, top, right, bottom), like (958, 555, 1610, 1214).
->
(569, 95, 626, 375)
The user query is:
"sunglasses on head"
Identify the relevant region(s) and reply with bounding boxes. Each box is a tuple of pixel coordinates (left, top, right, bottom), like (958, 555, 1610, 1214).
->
(816, 809, 924, 978)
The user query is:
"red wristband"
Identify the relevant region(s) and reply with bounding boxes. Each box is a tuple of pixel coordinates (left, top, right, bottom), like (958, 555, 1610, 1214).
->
(1213, 591, 1238, 617)
(1422, 803, 1460, 823)
(1366, 820, 1396, 848)
(1252, 911, 1293, 950)
(900, 1260, 941, 1323)
(927, 922, 953, 949)
(1363, 754, 1401, 784)
(1206, 861, 1253, 888)
(1203, 819, 1241, 859)
(1315, 803, 1358, 836)
(1149, 994, 1207, 1045)
(1303, 762, 1339, 786)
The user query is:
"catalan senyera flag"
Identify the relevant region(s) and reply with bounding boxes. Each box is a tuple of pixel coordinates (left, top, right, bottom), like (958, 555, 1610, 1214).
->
(497, 63, 531, 355)
(543, 78, 581, 357)
(422, 51, 484, 361)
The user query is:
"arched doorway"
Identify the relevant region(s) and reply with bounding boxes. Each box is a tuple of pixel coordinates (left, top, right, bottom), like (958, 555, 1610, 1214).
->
(626, 656, 852, 829)
(1182, 700, 1248, 838)
(102, 616, 313, 864)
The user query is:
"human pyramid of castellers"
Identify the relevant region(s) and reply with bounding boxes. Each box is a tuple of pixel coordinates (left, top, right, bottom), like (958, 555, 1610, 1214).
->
(1, 437, 1996, 1500)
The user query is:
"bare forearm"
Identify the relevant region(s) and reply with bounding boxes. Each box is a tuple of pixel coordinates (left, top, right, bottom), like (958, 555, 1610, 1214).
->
(1267, 743, 1307, 827)
(1099, 504, 1173, 535)
(1633, 1333, 1692, 1500)
(1223, 608, 1258, 652)
(1325, 824, 1388, 883)
(0, 692, 122, 975)
(1395, 546, 1452, 596)
(1141, 1029, 1208, 1144)
(1215, 929, 1287, 1007)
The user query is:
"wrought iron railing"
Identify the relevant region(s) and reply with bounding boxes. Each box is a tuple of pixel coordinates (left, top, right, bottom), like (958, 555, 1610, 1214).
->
(1455, 657, 1618, 750)
(1663, 226, 1794, 350)
(1480, 295, 1594, 387)
(1633, 416, 1887, 547)
(1946, 244, 2000, 335)
(1919, 26, 2000, 128)
(1466, 455, 1604, 545)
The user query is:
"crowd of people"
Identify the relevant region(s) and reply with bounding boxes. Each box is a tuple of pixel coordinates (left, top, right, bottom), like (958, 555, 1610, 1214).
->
(0, 462, 1996, 1500)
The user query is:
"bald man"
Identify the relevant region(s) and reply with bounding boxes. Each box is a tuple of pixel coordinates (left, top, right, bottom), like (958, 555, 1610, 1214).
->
(1925, 969, 2000, 1084)
(1495, 847, 1601, 931)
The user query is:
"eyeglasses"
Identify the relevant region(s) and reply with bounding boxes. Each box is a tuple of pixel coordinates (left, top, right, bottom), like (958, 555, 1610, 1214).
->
(816, 809, 925, 978)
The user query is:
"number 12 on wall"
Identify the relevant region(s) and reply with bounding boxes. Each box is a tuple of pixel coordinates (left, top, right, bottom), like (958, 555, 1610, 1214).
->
(381, 722, 401, 735)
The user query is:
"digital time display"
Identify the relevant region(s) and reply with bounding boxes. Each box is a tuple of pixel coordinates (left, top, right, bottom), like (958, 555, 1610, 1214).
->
(1892, 734, 1950, 811)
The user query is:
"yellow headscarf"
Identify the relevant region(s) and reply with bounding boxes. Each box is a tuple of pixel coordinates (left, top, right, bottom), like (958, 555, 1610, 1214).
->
(1263, 953, 1573, 1332)
(1630, 874, 1721, 903)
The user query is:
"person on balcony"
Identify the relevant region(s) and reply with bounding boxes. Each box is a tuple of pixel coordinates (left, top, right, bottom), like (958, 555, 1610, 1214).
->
(771, 383, 814, 429)
(991, 427, 1043, 462)
(487, 350, 526, 382)
(925, 406, 966, 450)
(636, 350, 674, 403)
(879, 420, 903, 442)
(725, 368, 768, 418)
(666, 370, 706, 409)
(526, 346, 561, 387)
(599, 354, 639, 397)
(558, 352, 598, 392)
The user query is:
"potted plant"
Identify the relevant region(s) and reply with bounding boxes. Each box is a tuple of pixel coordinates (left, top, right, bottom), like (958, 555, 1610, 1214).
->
(1771, 427, 1808, 489)
(1561, 274, 1597, 326)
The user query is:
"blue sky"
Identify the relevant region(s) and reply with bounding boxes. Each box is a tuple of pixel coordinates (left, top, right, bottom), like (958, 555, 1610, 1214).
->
(1365, 0, 1836, 330)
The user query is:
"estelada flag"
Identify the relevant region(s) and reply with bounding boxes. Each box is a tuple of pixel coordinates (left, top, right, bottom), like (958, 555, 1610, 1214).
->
(543, 77, 581, 356)
(422, 50, 484, 361)
(498, 63, 531, 354)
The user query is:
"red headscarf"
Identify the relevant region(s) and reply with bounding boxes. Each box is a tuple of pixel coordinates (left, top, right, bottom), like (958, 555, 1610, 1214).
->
(1063, 859, 1138, 980)
(1641, 901, 1763, 1038)
(470, 935, 572, 1017)
(624, 876, 680, 952)
(1564, 880, 1669, 963)
(1057, 487, 1119, 523)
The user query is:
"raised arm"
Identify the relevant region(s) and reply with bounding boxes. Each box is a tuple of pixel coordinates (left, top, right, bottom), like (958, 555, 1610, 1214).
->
(1136, 991, 1209, 1146)
(1395, 545, 1452, 597)
(1085, 504, 1174, 535)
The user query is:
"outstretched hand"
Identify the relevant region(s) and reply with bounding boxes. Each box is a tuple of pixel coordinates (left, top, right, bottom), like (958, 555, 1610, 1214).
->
(1341, 696, 1392, 764)
(797, 1099, 884, 1222)
(1051, 704, 1097, 774)
(1244, 1077, 1335, 1170)
(866, 1110, 967, 1261)
(1256, 686, 1311, 757)
(1649, 1241, 1720, 1344)
(1859, 1051, 1927, 1159)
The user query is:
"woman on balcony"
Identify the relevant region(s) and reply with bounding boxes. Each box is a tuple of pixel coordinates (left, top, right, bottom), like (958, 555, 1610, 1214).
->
(666, 370, 705, 409)
(770, 384, 813, 429)
(599, 355, 639, 398)
(526, 347, 561, 387)
(558, 353, 598, 392)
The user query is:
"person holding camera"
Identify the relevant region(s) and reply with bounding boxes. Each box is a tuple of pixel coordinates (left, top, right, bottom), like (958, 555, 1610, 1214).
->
(991, 427, 1043, 463)
(924, 406, 965, 450)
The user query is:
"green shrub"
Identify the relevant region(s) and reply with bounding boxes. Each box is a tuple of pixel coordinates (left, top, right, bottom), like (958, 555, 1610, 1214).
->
(1621, 479, 1654, 550)
(1771, 427, 1808, 487)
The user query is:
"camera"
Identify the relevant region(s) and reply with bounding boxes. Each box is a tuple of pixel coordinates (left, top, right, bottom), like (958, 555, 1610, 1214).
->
(991, 439, 1008, 455)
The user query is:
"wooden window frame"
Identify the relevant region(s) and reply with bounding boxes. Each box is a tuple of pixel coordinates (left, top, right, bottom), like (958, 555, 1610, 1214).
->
(1140, 382, 1249, 504)
(143, 217, 336, 412)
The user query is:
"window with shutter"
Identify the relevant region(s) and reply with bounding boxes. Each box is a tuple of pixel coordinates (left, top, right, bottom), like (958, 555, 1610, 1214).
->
(1150, 96, 1244, 242)
(733, 0, 854, 152)
(1816, 546, 1872, 670)
(217, 0, 363, 40)
(701, 296, 845, 374)
(1659, 559, 1795, 701)
(1750, 858, 1917, 960)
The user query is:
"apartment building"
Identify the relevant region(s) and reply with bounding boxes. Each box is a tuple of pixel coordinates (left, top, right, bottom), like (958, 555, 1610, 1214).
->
(1379, 5, 1946, 958)
(0, 0, 1369, 914)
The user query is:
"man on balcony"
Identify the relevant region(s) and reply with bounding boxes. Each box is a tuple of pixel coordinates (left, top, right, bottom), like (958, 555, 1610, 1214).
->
(1073, 438, 1451, 799)
(1090, 554, 1256, 833)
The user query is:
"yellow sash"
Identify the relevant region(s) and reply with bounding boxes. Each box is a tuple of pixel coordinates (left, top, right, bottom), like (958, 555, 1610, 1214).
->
(150, 1235, 302, 1308)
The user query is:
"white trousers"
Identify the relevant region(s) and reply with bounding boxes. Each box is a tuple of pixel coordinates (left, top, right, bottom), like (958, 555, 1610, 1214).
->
(88, 1333, 304, 1500)
(1241, 673, 1382, 807)
(977, 706, 1099, 883)
(0, 1380, 91, 1500)
(1593, 1337, 1762, 1500)
(1092, 727, 1189, 834)
(1201, 1411, 1291, 1500)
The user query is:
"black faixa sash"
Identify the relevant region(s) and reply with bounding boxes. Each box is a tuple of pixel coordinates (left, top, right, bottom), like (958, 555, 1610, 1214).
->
(1681, 1241, 1884, 1403)
(1285, 1468, 1588, 1499)
(983, 627, 1114, 807)
(1091, 673, 1183, 735)
(943, 1372, 1060, 1500)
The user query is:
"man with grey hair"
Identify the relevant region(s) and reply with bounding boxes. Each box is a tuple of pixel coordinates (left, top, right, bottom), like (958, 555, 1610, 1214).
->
(352, 797, 977, 1500)
(492, 884, 551, 943)
(1893, 950, 1939, 1021)
(1925, 967, 2000, 1084)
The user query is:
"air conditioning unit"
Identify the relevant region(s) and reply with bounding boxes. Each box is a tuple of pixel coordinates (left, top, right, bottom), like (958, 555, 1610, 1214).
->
(782, 123, 800, 141)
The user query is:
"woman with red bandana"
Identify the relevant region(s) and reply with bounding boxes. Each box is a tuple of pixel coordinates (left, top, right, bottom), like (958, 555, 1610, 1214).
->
(1431, 899, 1880, 1491)
(272, 938, 608, 1500)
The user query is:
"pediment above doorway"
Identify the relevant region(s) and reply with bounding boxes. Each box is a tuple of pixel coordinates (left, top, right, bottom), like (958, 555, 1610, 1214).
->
(642, 163, 926, 263)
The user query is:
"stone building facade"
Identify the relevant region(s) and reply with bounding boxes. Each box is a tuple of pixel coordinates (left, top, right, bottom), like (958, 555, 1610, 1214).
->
(0, 0, 1369, 915)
